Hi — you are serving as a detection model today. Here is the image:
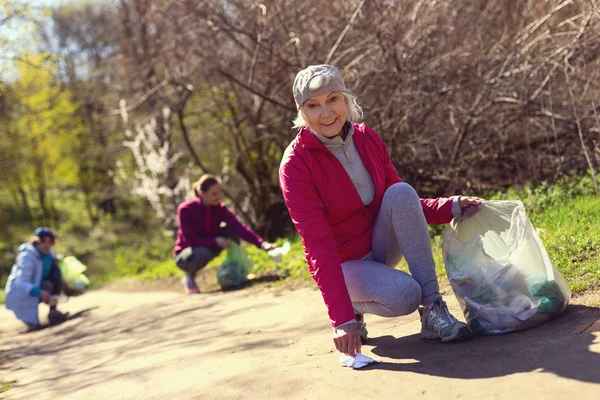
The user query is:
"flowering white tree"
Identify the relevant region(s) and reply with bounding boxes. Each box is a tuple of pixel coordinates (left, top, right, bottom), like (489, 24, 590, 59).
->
(119, 100, 189, 228)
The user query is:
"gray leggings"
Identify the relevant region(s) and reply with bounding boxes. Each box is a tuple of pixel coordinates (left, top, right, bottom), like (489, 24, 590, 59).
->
(342, 183, 442, 318)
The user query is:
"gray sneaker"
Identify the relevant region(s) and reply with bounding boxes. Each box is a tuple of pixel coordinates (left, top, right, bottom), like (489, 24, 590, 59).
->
(356, 313, 368, 344)
(420, 299, 473, 343)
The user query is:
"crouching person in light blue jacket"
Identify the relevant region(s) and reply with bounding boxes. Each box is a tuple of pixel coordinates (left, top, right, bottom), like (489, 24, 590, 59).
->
(4, 227, 68, 331)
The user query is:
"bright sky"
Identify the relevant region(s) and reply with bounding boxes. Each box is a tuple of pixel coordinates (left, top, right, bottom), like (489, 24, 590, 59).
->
(1, 0, 76, 78)
(3, 0, 112, 43)
(20, 0, 62, 7)
(3, 0, 62, 41)
(2, 0, 115, 79)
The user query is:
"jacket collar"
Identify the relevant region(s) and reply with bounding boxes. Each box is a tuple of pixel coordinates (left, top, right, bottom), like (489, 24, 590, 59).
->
(311, 122, 355, 149)
(193, 197, 221, 209)
(299, 121, 364, 151)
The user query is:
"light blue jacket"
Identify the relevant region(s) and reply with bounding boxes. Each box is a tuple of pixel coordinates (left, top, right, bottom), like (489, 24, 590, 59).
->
(4, 243, 46, 326)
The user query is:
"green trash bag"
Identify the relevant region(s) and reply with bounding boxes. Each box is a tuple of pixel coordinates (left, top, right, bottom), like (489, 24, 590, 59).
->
(59, 256, 90, 296)
(217, 243, 251, 290)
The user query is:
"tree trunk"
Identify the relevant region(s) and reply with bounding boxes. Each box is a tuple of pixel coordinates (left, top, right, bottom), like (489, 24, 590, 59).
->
(17, 185, 32, 220)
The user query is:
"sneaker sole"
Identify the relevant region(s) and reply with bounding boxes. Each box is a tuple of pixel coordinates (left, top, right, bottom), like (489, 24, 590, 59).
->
(421, 326, 473, 343)
(182, 280, 200, 295)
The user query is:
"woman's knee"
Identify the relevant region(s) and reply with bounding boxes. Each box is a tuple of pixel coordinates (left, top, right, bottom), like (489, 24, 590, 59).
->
(385, 277, 422, 317)
(191, 247, 216, 266)
(380, 183, 422, 222)
(177, 247, 215, 274)
(384, 182, 419, 203)
(174, 247, 192, 270)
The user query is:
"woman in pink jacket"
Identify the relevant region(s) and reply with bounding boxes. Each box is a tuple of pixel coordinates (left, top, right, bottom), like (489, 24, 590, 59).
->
(279, 65, 483, 357)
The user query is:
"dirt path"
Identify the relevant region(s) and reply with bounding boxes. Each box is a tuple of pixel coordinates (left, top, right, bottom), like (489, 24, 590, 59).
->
(1, 285, 599, 400)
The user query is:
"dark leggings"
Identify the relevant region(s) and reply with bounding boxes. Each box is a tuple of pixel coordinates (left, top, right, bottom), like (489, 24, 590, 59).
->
(174, 227, 239, 276)
(40, 266, 62, 295)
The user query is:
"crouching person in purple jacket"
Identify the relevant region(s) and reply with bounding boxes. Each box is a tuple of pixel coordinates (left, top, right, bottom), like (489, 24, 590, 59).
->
(173, 174, 276, 294)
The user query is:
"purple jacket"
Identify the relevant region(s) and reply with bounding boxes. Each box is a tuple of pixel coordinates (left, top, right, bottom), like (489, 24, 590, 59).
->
(174, 198, 264, 254)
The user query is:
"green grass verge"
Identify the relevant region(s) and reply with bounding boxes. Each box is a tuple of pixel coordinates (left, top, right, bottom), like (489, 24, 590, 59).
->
(526, 196, 600, 293)
(1, 175, 598, 296)
(137, 236, 310, 282)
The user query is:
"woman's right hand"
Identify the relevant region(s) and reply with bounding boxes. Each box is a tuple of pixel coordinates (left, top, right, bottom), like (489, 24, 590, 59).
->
(40, 290, 51, 304)
(216, 237, 231, 249)
(333, 321, 362, 357)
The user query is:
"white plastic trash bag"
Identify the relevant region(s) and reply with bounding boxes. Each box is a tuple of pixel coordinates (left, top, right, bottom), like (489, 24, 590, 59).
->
(442, 200, 571, 335)
(267, 241, 291, 263)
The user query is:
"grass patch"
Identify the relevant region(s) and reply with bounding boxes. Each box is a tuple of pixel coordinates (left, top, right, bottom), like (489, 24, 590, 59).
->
(0, 380, 16, 393)
(0, 289, 4, 305)
(145, 237, 309, 275)
(245, 237, 310, 279)
(527, 196, 600, 293)
(136, 235, 310, 282)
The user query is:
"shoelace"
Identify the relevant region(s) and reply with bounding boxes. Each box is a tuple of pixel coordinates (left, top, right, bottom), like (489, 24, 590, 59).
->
(432, 300, 458, 325)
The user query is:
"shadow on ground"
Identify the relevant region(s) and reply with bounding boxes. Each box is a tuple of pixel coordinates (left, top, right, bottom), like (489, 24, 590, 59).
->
(367, 305, 600, 383)
(30, 308, 98, 333)
(0, 292, 298, 396)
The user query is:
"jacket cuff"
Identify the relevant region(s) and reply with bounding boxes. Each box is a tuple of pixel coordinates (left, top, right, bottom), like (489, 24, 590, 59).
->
(29, 286, 41, 298)
(452, 196, 462, 219)
(334, 318, 357, 330)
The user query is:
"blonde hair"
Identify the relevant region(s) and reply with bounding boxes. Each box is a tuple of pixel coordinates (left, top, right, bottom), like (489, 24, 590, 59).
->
(292, 92, 363, 129)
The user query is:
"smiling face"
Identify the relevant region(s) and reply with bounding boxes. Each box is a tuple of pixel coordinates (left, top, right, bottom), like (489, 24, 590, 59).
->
(301, 91, 348, 138)
(199, 183, 222, 206)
